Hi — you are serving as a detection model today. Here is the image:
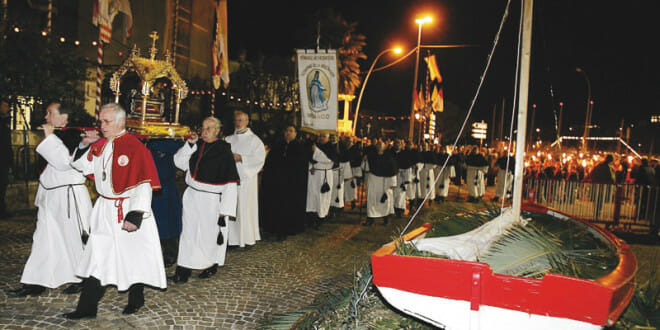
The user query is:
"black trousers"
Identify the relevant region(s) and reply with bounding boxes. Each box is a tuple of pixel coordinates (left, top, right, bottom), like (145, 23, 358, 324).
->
(161, 238, 179, 263)
(75, 277, 144, 314)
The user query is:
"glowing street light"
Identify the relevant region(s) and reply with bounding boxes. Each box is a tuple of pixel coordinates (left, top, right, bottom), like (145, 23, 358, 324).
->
(408, 15, 433, 142)
(352, 46, 404, 134)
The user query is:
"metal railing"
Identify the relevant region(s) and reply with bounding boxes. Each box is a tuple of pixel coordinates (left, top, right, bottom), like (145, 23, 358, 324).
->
(9, 144, 41, 182)
(523, 178, 659, 229)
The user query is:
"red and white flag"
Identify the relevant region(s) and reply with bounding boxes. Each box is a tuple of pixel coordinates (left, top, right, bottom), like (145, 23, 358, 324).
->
(212, 0, 229, 89)
(93, 0, 132, 43)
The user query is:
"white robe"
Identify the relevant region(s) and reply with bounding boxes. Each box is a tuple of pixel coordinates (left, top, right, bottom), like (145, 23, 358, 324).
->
(20, 134, 93, 288)
(306, 147, 334, 218)
(71, 137, 166, 291)
(342, 162, 357, 203)
(173, 143, 238, 269)
(495, 168, 513, 199)
(435, 165, 456, 197)
(466, 165, 488, 198)
(393, 168, 412, 210)
(419, 163, 436, 200)
(364, 161, 397, 218)
(331, 165, 344, 208)
(408, 163, 422, 200)
(225, 128, 265, 247)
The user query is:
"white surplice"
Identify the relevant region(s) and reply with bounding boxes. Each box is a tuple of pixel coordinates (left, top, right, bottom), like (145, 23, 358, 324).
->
(20, 134, 93, 288)
(393, 168, 411, 210)
(342, 162, 357, 203)
(466, 166, 488, 198)
(173, 143, 238, 269)
(363, 160, 397, 218)
(495, 168, 513, 199)
(306, 147, 334, 218)
(435, 165, 456, 197)
(419, 163, 436, 200)
(407, 163, 421, 200)
(225, 128, 265, 247)
(71, 138, 166, 291)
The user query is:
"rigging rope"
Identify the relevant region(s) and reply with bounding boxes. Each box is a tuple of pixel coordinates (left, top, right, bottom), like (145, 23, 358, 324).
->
(399, 0, 515, 237)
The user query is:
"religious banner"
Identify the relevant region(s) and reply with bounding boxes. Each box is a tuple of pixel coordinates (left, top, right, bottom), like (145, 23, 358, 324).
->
(297, 49, 338, 133)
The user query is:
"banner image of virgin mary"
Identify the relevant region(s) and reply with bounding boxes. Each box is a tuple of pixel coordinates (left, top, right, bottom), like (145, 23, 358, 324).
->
(308, 70, 329, 111)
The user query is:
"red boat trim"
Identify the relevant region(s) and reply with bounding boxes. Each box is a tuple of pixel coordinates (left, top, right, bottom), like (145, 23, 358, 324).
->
(371, 202, 638, 326)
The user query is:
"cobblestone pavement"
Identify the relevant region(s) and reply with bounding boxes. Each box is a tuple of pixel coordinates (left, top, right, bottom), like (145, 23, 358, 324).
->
(1, 185, 486, 329)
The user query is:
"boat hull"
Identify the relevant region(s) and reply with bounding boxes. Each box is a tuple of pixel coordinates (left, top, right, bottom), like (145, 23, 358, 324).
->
(371, 203, 637, 329)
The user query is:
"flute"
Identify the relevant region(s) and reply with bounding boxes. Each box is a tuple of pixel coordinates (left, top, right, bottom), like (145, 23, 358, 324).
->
(37, 126, 101, 137)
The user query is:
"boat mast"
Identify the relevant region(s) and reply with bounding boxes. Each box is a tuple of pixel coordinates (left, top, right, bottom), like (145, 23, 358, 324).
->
(512, 0, 534, 220)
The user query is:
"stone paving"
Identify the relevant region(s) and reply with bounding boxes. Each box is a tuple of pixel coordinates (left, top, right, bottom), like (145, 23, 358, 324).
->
(1, 184, 460, 329)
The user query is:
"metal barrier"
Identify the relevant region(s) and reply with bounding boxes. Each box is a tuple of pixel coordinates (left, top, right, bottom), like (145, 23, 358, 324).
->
(9, 144, 41, 182)
(523, 178, 659, 229)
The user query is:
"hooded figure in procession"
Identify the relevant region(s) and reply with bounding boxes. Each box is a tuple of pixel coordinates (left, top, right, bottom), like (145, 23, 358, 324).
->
(363, 141, 398, 226)
(64, 103, 165, 319)
(494, 151, 515, 202)
(329, 134, 345, 216)
(306, 133, 336, 226)
(345, 136, 363, 208)
(466, 147, 489, 202)
(9, 102, 93, 298)
(225, 111, 266, 248)
(147, 139, 184, 268)
(170, 117, 239, 284)
(434, 145, 455, 202)
(419, 143, 437, 204)
(391, 139, 413, 217)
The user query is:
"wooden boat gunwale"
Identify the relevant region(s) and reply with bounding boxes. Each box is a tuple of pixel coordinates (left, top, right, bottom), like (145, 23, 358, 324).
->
(371, 202, 637, 327)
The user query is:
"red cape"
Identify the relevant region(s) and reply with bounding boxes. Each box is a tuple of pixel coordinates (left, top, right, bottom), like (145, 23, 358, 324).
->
(88, 131, 161, 194)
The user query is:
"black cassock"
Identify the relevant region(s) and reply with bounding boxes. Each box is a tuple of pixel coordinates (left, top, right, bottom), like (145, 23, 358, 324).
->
(260, 139, 311, 236)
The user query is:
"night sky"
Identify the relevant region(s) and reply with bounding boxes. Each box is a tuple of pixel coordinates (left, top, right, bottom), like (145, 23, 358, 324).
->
(227, 0, 659, 141)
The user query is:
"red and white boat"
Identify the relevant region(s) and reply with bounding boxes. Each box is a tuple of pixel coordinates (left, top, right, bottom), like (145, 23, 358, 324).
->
(371, 203, 637, 330)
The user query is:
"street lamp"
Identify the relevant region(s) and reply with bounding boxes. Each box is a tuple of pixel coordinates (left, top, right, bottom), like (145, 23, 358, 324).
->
(352, 46, 402, 134)
(408, 15, 432, 142)
(576, 67, 591, 150)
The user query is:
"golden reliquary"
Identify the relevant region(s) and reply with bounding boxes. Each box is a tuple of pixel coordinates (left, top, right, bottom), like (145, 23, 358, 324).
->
(110, 31, 193, 140)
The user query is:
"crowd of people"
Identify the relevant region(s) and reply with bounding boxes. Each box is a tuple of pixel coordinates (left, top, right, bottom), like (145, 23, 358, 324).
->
(523, 149, 659, 186)
(3, 101, 659, 319)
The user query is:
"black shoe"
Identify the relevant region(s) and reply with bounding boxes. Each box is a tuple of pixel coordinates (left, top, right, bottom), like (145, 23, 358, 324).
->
(351, 201, 356, 209)
(62, 283, 83, 295)
(362, 218, 374, 226)
(122, 303, 144, 315)
(168, 267, 190, 284)
(198, 265, 218, 279)
(7, 285, 45, 297)
(382, 217, 389, 226)
(63, 310, 96, 320)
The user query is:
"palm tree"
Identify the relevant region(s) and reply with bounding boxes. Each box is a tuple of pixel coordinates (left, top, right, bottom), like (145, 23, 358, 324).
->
(305, 9, 367, 96)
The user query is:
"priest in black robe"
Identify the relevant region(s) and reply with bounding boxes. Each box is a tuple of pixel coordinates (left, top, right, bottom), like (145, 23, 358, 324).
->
(260, 125, 310, 240)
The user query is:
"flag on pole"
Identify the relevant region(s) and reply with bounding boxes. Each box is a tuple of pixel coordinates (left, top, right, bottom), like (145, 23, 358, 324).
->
(431, 85, 444, 112)
(424, 55, 442, 83)
(93, 0, 132, 43)
(424, 54, 444, 112)
(212, 0, 230, 89)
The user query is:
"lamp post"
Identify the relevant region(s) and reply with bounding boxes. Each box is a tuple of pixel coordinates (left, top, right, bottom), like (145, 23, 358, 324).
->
(408, 16, 432, 142)
(352, 47, 402, 134)
(576, 67, 591, 150)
